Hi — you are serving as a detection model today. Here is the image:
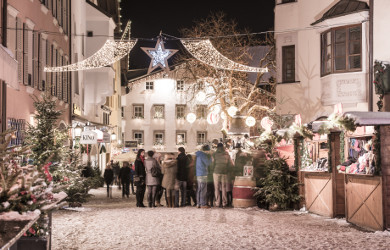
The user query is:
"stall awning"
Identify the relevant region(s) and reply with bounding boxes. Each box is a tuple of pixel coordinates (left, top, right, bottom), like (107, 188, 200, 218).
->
(344, 112, 390, 126)
(0, 44, 18, 90)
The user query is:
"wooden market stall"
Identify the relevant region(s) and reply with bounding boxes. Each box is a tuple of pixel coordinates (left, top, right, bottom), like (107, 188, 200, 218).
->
(340, 111, 390, 231)
(300, 121, 345, 218)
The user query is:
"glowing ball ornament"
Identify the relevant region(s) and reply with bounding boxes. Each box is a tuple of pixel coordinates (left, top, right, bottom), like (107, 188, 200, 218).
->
(186, 113, 196, 123)
(261, 116, 274, 131)
(245, 116, 256, 127)
(210, 105, 220, 114)
(220, 112, 227, 120)
(207, 112, 220, 125)
(196, 91, 206, 102)
(227, 106, 238, 117)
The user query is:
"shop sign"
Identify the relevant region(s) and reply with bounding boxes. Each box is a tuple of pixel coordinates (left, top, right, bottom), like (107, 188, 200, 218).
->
(80, 131, 97, 144)
(102, 132, 111, 143)
(125, 141, 138, 148)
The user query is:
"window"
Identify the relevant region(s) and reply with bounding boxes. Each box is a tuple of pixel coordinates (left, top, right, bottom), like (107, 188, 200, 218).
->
(321, 24, 361, 76)
(153, 105, 164, 119)
(176, 131, 187, 145)
(133, 104, 144, 119)
(282, 45, 295, 83)
(176, 105, 186, 119)
(154, 131, 164, 145)
(196, 105, 207, 119)
(121, 106, 124, 118)
(103, 112, 110, 125)
(197, 131, 207, 145)
(146, 81, 154, 90)
(133, 130, 144, 144)
(177, 80, 184, 91)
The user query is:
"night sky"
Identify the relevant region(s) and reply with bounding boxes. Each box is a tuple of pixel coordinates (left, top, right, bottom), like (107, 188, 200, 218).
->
(119, 1, 275, 77)
(120, 1, 275, 39)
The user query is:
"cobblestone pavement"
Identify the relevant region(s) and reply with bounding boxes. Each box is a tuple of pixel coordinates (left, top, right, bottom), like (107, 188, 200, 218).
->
(52, 187, 390, 250)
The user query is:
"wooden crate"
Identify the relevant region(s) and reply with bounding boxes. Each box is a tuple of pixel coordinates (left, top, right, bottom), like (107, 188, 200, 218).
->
(345, 174, 383, 231)
(304, 172, 334, 217)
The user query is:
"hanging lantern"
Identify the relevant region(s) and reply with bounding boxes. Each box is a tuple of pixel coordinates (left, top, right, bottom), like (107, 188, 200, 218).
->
(196, 91, 206, 102)
(111, 132, 117, 141)
(227, 106, 238, 117)
(74, 124, 83, 138)
(220, 112, 227, 120)
(207, 112, 220, 125)
(186, 113, 196, 123)
(245, 116, 256, 127)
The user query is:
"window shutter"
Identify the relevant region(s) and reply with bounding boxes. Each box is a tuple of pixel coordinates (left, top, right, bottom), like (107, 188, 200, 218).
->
(23, 23, 28, 85)
(57, 53, 62, 99)
(63, 0, 68, 34)
(16, 18, 22, 82)
(63, 58, 68, 102)
(33, 32, 39, 88)
(39, 36, 45, 91)
(46, 41, 52, 95)
(51, 47, 56, 96)
(57, 0, 62, 27)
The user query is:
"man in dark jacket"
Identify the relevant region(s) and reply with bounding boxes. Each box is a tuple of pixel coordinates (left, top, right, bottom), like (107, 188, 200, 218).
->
(119, 162, 131, 198)
(134, 149, 146, 207)
(175, 147, 188, 207)
(213, 143, 233, 208)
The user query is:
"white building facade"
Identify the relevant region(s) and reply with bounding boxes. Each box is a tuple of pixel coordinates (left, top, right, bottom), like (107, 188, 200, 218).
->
(122, 70, 224, 154)
(274, 0, 376, 123)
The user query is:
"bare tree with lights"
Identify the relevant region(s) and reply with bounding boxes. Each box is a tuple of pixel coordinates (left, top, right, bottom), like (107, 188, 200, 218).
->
(177, 12, 276, 125)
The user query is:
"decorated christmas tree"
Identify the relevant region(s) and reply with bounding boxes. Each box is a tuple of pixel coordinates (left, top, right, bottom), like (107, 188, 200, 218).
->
(24, 94, 64, 169)
(0, 130, 53, 213)
(301, 144, 313, 170)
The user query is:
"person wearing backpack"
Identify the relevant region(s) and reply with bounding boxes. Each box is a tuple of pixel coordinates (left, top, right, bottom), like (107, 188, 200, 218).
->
(144, 150, 162, 207)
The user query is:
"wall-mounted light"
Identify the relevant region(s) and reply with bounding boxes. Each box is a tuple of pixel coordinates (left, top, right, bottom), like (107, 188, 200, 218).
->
(74, 124, 83, 138)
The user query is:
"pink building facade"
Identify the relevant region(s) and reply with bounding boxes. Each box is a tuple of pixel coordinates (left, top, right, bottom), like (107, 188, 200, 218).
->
(4, 0, 71, 143)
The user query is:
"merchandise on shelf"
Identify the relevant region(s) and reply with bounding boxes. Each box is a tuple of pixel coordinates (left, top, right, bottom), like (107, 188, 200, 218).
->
(337, 138, 375, 174)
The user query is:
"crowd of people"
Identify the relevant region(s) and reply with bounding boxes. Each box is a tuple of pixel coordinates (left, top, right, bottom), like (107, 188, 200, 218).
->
(103, 143, 250, 208)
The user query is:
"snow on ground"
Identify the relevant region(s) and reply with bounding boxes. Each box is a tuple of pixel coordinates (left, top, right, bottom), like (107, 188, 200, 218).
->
(52, 187, 390, 250)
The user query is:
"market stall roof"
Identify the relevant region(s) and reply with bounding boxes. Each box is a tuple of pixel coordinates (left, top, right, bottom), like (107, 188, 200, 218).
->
(308, 121, 341, 133)
(111, 151, 137, 162)
(344, 111, 390, 126)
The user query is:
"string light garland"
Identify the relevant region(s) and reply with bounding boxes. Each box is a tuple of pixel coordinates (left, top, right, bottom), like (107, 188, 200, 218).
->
(44, 39, 137, 72)
(181, 39, 268, 73)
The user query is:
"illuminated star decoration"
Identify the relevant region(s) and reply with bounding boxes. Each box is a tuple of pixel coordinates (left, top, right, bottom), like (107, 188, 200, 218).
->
(141, 38, 178, 74)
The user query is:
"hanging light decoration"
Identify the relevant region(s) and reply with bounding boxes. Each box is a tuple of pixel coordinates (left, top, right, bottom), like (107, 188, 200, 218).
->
(44, 39, 137, 72)
(45, 21, 136, 72)
(245, 116, 256, 127)
(261, 116, 274, 131)
(207, 112, 220, 125)
(220, 112, 227, 120)
(227, 106, 238, 117)
(186, 113, 196, 123)
(196, 91, 206, 102)
(141, 38, 178, 74)
(210, 105, 220, 114)
(181, 39, 268, 73)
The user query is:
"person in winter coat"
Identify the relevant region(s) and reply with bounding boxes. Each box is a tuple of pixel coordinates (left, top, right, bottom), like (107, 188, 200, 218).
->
(186, 154, 197, 206)
(134, 149, 146, 207)
(195, 144, 212, 208)
(144, 150, 162, 207)
(103, 163, 114, 198)
(119, 162, 131, 198)
(161, 153, 177, 208)
(153, 152, 164, 207)
(213, 143, 234, 208)
(112, 160, 121, 187)
(175, 147, 188, 207)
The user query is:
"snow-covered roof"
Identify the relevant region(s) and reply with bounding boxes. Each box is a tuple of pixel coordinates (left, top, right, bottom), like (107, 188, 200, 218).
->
(344, 111, 390, 126)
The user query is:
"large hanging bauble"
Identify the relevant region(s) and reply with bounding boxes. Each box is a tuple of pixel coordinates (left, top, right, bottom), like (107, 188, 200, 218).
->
(186, 113, 196, 123)
(245, 116, 256, 127)
(196, 91, 206, 102)
(261, 116, 273, 131)
(207, 112, 220, 125)
(227, 106, 238, 117)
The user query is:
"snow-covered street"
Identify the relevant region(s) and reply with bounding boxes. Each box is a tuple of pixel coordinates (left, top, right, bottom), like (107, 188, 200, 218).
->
(52, 187, 390, 250)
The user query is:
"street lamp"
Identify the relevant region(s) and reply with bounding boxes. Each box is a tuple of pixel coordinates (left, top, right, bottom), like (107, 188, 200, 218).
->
(111, 132, 117, 141)
(74, 124, 83, 138)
